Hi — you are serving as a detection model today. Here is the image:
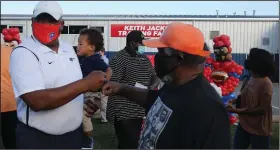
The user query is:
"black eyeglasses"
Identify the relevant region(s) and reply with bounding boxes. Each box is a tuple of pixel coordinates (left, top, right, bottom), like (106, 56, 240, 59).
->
(157, 47, 180, 57)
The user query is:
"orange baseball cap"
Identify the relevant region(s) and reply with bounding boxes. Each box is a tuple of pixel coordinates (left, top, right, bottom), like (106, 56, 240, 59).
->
(143, 22, 210, 57)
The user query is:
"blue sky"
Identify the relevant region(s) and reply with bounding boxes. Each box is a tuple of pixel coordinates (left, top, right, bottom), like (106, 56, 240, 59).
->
(1, 1, 279, 15)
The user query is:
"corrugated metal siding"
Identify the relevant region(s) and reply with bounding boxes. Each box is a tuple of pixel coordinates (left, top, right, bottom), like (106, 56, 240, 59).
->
(194, 20, 279, 54)
(1, 19, 278, 56)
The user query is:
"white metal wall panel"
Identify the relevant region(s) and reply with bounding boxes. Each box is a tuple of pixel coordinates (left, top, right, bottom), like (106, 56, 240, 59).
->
(61, 20, 108, 51)
(193, 20, 279, 54)
(108, 20, 193, 53)
(1, 19, 278, 55)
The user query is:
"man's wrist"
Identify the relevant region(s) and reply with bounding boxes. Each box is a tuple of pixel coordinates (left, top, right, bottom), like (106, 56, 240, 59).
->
(117, 83, 126, 95)
(79, 78, 90, 93)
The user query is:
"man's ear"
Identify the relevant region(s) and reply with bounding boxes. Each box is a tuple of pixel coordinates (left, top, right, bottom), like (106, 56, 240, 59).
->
(91, 45, 96, 52)
(31, 17, 34, 27)
(60, 20, 65, 31)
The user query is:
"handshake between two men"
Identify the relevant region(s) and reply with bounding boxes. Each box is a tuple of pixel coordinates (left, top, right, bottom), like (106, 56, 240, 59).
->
(82, 71, 129, 117)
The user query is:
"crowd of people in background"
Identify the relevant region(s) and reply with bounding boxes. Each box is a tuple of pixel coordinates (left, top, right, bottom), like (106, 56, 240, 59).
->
(0, 1, 276, 149)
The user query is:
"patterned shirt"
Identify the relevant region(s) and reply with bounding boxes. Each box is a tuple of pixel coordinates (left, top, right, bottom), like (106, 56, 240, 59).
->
(107, 48, 156, 124)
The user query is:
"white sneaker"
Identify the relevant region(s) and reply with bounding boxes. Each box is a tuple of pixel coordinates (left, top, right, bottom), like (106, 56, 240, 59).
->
(101, 120, 108, 123)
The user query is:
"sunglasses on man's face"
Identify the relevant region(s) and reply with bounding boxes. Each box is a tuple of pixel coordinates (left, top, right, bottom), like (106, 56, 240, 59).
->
(157, 47, 180, 57)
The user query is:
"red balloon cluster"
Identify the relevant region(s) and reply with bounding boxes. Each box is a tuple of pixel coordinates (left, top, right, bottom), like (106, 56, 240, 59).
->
(1, 28, 21, 44)
(204, 57, 244, 96)
(219, 76, 240, 96)
(211, 60, 244, 75)
(213, 34, 232, 53)
(204, 66, 213, 83)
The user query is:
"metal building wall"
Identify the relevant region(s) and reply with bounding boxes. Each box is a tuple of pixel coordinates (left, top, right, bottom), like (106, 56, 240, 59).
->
(1, 18, 278, 60)
(107, 20, 279, 67)
(194, 20, 279, 54)
(193, 20, 279, 69)
(107, 20, 279, 53)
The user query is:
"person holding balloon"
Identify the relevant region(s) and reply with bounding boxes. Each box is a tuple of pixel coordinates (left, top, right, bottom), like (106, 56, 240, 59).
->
(1, 27, 21, 149)
(227, 48, 275, 149)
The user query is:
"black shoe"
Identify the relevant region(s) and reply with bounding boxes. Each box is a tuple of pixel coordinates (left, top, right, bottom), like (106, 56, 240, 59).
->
(82, 137, 94, 149)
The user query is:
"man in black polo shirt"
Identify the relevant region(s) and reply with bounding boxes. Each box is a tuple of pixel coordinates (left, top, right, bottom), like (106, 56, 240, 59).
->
(100, 22, 231, 149)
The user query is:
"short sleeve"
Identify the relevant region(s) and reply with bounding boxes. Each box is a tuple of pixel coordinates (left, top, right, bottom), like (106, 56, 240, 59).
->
(259, 80, 273, 110)
(150, 64, 156, 76)
(10, 48, 45, 98)
(109, 54, 125, 82)
(98, 58, 109, 72)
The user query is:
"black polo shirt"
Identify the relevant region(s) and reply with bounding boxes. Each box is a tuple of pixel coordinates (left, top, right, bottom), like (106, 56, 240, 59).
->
(139, 74, 231, 149)
(79, 54, 108, 77)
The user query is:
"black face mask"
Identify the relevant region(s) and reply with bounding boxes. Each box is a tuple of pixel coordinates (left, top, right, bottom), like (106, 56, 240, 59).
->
(154, 53, 180, 80)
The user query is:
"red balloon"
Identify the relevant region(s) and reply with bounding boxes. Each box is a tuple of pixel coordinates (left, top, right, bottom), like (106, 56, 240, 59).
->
(206, 58, 213, 64)
(229, 68, 235, 73)
(1, 28, 9, 36)
(228, 47, 232, 53)
(213, 36, 220, 43)
(216, 41, 224, 47)
(13, 34, 20, 41)
(9, 28, 18, 36)
(237, 70, 242, 75)
(220, 35, 228, 42)
(221, 62, 231, 70)
(4, 34, 13, 42)
(225, 35, 230, 40)
(236, 78, 240, 83)
(224, 40, 231, 47)
(212, 62, 220, 69)
(229, 116, 237, 124)
(14, 28, 20, 34)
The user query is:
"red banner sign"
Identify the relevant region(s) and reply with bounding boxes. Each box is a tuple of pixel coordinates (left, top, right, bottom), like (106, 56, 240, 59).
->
(111, 24, 167, 37)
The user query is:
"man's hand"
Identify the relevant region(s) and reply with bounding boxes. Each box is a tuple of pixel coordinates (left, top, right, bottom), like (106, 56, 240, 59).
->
(102, 81, 122, 96)
(226, 103, 239, 113)
(84, 101, 99, 117)
(83, 71, 107, 92)
(227, 99, 236, 105)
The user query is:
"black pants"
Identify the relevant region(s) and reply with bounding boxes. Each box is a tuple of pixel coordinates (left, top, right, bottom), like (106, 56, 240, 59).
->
(1, 110, 18, 149)
(16, 122, 83, 149)
(114, 119, 143, 149)
(234, 124, 270, 149)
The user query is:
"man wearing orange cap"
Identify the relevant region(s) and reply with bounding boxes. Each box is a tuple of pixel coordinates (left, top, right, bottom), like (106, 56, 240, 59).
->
(100, 22, 231, 148)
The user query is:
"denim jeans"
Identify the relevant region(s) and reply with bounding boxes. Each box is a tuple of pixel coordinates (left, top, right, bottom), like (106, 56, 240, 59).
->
(233, 124, 270, 149)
